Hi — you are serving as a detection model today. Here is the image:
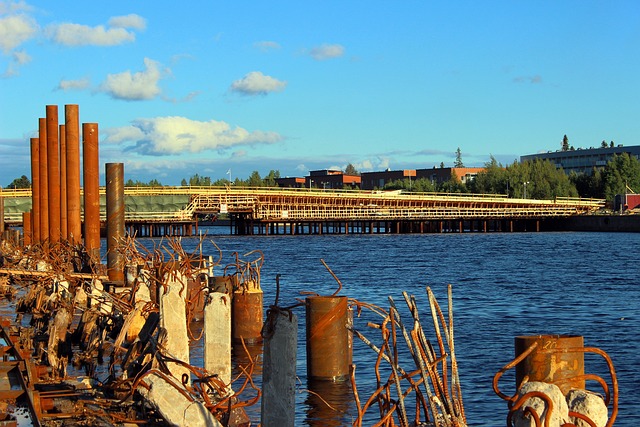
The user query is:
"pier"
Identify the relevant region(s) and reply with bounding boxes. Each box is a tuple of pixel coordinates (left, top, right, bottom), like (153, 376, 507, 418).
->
(1, 186, 605, 237)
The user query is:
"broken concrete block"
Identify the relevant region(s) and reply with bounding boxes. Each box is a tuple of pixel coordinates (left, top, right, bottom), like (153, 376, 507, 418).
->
(513, 381, 569, 427)
(567, 389, 608, 427)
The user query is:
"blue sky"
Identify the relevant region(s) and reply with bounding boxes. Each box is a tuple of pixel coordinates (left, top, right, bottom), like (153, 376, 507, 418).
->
(1, 1, 638, 186)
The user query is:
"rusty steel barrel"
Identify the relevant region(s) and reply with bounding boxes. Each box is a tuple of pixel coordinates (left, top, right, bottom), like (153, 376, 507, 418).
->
(232, 288, 263, 344)
(515, 334, 585, 395)
(306, 295, 350, 381)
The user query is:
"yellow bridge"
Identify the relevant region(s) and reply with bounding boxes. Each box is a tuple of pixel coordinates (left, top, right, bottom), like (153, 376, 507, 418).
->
(1, 186, 605, 235)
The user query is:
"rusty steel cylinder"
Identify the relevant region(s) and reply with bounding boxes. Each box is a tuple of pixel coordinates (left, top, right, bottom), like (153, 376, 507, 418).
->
(46, 105, 61, 243)
(82, 123, 100, 261)
(232, 289, 263, 344)
(23, 212, 32, 245)
(30, 137, 40, 243)
(65, 105, 82, 243)
(38, 117, 49, 241)
(106, 163, 125, 283)
(306, 295, 350, 381)
(515, 334, 585, 395)
(59, 124, 67, 239)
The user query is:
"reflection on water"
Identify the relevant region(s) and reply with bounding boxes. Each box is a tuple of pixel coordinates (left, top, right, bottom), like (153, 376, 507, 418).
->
(305, 379, 354, 426)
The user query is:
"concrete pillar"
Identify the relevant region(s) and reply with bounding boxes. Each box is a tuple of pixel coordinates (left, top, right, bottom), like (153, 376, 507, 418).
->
(82, 123, 100, 261)
(106, 163, 125, 283)
(261, 310, 297, 427)
(38, 117, 49, 242)
(159, 268, 190, 383)
(30, 137, 40, 243)
(46, 105, 61, 243)
(65, 105, 81, 243)
(59, 124, 67, 240)
(204, 292, 231, 385)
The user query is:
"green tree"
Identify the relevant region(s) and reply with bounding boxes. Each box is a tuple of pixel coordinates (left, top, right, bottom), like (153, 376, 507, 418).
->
(468, 155, 507, 195)
(506, 159, 577, 199)
(601, 140, 608, 148)
(263, 170, 281, 187)
(344, 163, 359, 175)
(454, 147, 464, 168)
(246, 171, 263, 187)
(7, 175, 31, 189)
(185, 174, 211, 186)
(562, 135, 570, 151)
(602, 153, 640, 200)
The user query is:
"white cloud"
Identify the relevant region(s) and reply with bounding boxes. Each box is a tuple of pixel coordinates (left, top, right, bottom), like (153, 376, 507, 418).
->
(230, 71, 287, 96)
(309, 43, 345, 60)
(253, 40, 280, 52)
(46, 22, 136, 46)
(57, 77, 91, 91)
(100, 58, 163, 100)
(0, 1, 33, 14)
(105, 116, 283, 156)
(0, 13, 38, 53)
(108, 14, 146, 30)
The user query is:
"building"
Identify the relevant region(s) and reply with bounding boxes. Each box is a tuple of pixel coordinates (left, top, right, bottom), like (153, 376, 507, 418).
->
(275, 177, 306, 188)
(520, 145, 640, 175)
(360, 169, 416, 190)
(306, 170, 361, 189)
(416, 167, 484, 185)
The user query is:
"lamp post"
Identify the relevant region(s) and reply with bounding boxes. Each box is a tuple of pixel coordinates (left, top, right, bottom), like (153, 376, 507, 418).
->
(523, 181, 529, 199)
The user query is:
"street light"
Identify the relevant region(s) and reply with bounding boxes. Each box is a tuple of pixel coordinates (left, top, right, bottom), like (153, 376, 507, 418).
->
(523, 181, 529, 199)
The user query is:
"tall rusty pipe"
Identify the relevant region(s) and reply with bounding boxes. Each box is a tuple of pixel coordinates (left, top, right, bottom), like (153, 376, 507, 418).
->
(59, 124, 67, 239)
(83, 123, 100, 261)
(38, 117, 49, 242)
(30, 137, 41, 243)
(65, 105, 81, 244)
(106, 163, 125, 283)
(46, 105, 61, 243)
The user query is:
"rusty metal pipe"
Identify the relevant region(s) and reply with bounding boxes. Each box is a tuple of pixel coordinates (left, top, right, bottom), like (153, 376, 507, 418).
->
(22, 212, 32, 245)
(59, 124, 67, 240)
(82, 122, 100, 261)
(106, 163, 125, 283)
(38, 117, 49, 242)
(30, 137, 40, 243)
(46, 105, 61, 243)
(306, 295, 350, 381)
(515, 334, 585, 395)
(65, 105, 81, 244)
(232, 289, 263, 344)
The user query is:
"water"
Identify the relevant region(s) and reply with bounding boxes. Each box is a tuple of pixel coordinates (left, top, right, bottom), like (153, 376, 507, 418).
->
(4, 230, 639, 425)
(184, 229, 640, 426)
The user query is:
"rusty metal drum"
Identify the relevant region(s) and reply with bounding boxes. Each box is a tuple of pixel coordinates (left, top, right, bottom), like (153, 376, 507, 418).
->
(515, 334, 585, 395)
(232, 289, 263, 344)
(306, 295, 350, 381)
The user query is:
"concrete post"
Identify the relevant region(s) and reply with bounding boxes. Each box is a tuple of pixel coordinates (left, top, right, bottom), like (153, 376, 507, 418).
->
(59, 124, 67, 239)
(204, 292, 231, 385)
(30, 137, 40, 243)
(82, 123, 100, 261)
(46, 105, 61, 243)
(159, 268, 190, 384)
(106, 163, 125, 283)
(38, 117, 49, 242)
(65, 105, 81, 243)
(261, 310, 297, 427)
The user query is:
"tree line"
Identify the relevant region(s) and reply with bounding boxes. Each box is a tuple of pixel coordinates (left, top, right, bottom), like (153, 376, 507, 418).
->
(5, 155, 640, 202)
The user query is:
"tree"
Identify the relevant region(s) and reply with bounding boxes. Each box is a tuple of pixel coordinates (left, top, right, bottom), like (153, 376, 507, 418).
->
(7, 175, 31, 189)
(469, 155, 507, 195)
(185, 174, 211, 186)
(562, 135, 570, 151)
(601, 140, 608, 148)
(454, 147, 464, 168)
(344, 163, 359, 175)
(602, 153, 640, 200)
(263, 170, 281, 187)
(246, 171, 263, 187)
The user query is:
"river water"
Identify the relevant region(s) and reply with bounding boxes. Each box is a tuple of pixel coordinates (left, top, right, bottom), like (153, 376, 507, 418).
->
(185, 229, 640, 426)
(4, 230, 639, 425)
